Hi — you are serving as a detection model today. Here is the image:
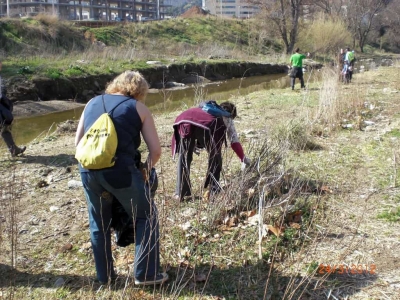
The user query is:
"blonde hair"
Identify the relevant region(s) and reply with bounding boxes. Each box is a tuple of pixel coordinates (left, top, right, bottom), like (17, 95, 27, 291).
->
(105, 70, 149, 101)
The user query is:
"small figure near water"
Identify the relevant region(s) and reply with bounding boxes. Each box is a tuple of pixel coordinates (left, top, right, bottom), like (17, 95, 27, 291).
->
(0, 61, 26, 157)
(289, 48, 310, 90)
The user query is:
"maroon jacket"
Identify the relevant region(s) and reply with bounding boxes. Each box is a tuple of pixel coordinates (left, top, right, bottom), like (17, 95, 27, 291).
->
(171, 107, 226, 158)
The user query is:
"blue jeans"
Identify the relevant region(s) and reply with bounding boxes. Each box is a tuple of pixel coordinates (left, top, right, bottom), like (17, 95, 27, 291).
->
(80, 166, 160, 283)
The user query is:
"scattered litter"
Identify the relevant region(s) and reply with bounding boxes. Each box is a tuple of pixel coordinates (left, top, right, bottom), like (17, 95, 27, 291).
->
(146, 61, 162, 65)
(50, 206, 60, 212)
(180, 221, 192, 231)
(247, 214, 260, 226)
(68, 180, 83, 189)
(364, 120, 375, 126)
(342, 124, 353, 129)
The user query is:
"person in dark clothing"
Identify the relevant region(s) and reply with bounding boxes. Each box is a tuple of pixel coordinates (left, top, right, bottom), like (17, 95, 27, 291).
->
(75, 70, 167, 286)
(0, 61, 26, 157)
(171, 101, 251, 201)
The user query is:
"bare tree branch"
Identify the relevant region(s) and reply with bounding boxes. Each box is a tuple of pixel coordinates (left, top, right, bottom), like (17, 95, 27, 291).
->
(246, 0, 303, 53)
(347, 0, 390, 52)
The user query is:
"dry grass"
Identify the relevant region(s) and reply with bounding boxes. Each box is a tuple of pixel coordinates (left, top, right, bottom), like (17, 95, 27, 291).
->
(34, 14, 60, 26)
(1, 65, 400, 299)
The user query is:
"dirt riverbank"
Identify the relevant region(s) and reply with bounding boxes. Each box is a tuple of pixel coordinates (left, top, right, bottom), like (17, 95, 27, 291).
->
(12, 100, 85, 118)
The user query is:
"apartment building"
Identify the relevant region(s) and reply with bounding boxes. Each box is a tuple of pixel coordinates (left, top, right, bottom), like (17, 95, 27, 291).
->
(204, 0, 259, 19)
(0, 0, 171, 21)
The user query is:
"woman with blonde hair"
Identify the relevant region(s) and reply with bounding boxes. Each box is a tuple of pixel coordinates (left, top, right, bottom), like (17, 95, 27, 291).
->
(75, 70, 167, 285)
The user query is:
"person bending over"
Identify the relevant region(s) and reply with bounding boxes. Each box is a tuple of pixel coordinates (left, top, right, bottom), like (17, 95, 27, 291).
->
(172, 101, 251, 201)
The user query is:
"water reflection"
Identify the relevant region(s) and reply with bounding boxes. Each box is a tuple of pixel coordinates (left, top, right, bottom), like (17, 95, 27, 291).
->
(12, 108, 84, 146)
(147, 73, 295, 112)
(12, 73, 291, 145)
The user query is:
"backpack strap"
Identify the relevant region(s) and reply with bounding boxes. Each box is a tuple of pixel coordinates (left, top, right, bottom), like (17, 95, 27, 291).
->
(110, 98, 133, 115)
(102, 94, 133, 116)
(102, 95, 107, 113)
(101, 95, 139, 157)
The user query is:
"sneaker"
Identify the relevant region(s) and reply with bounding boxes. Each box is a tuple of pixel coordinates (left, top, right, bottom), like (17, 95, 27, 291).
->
(11, 146, 26, 157)
(134, 273, 168, 286)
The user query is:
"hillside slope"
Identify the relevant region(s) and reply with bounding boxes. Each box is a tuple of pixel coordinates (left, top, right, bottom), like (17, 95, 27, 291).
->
(0, 16, 276, 58)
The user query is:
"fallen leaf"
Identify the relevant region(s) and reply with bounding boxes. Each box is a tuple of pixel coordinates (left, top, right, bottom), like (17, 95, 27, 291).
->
(179, 260, 190, 268)
(319, 185, 333, 193)
(221, 226, 234, 234)
(59, 243, 73, 253)
(267, 225, 283, 237)
(223, 216, 238, 227)
(82, 242, 92, 250)
(240, 209, 257, 218)
(115, 253, 134, 266)
(247, 188, 255, 198)
(287, 211, 302, 223)
(203, 190, 210, 201)
(289, 222, 301, 229)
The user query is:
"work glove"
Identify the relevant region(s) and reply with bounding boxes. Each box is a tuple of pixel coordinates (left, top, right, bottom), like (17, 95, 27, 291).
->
(241, 156, 251, 171)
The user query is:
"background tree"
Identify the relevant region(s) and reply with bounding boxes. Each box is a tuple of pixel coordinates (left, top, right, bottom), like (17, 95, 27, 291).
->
(372, 0, 400, 52)
(248, 0, 304, 54)
(307, 0, 345, 16)
(297, 13, 351, 57)
(346, 0, 390, 52)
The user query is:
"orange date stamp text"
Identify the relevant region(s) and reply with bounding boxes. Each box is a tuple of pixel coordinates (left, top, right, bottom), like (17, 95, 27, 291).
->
(318, 264, 376, 275)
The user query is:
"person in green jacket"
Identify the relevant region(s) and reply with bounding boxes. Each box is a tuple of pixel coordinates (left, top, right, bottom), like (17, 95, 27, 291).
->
(345, 47, 355, 67)
(345, 48, 355, 82)
(289, 48, 310, 90)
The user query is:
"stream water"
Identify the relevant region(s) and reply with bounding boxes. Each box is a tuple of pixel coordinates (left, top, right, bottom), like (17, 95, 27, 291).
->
(8, 56, 396, 146)
(11, 73, 292, 145)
